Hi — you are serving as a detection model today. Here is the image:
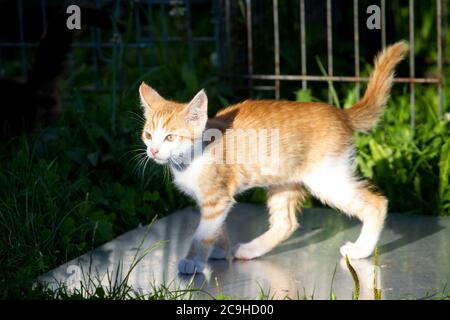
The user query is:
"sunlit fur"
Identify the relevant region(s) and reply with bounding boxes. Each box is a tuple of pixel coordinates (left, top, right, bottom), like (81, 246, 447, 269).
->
(139, 41, 408, 274)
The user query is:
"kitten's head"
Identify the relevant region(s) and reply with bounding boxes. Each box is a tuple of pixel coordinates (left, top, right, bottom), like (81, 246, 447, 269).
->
(139, 82, 208, 164)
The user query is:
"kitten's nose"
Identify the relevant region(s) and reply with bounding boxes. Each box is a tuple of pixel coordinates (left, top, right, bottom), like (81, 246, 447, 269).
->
(150, 147, 159, 157)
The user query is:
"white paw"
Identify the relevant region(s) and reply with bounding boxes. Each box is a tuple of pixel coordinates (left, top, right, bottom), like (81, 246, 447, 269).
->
(178, 258, 205, 274)
(340, 242, 372, 260)
(209, 246, 228, 260)
(232, 243, 262, 260)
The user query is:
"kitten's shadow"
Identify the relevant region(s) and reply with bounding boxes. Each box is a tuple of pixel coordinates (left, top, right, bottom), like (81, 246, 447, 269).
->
(225, 208, 355, 258)
(264, 209, 444, 259)
(174, 204, 445, 298)
(222, 204, 444, 259)
(377, 213, 444, 255)
(266, 210, 357, 256)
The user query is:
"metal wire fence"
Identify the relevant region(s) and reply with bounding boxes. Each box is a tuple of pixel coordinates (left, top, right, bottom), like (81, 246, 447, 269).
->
(0, 0, 223, 90)
(0, 0, 447, 127)
(223, 0, 447, 127)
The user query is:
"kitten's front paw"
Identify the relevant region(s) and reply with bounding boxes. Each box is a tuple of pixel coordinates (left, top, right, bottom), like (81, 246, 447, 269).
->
(209, 246, 228, 260)
(340, 242, 372, 260)
(232, 243, 260, 260)
(178, 258, 205, 274)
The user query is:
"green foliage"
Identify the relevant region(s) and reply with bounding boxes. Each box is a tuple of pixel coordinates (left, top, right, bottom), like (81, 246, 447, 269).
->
(354, 93, 449, 215)
(345, 256, 360, 300)
(0, 0, 448, 299)
(294, 85, 450, 215)
(0, 105, 189, 297)
(295, 89, 313, 103)
(0, 1, 236, 298)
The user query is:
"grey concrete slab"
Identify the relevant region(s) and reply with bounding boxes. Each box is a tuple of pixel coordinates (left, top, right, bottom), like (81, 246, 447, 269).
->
(39, 204, 450, 299)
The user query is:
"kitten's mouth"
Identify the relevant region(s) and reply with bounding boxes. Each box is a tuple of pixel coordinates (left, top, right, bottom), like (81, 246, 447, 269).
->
(146, 150, 169, 164)
(152, 157, 168, 165)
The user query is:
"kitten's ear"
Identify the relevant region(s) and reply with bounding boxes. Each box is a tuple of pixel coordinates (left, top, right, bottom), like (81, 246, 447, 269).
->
(184, 89, 208, 128)
(139, 82, 162, 118)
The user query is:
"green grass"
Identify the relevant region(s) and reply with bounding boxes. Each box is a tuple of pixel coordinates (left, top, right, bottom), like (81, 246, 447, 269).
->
(293, 82, 450, 216)
(353, 91, 450, 216)
(33, 241, 450, 300)
(0, 0, 449, 299)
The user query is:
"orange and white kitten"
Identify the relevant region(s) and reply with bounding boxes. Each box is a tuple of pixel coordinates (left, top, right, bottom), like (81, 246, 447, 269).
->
(139, 41, 408, 274)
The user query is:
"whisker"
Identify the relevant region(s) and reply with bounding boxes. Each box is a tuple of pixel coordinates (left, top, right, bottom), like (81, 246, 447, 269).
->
(130, 153, 147, 164)
(127, 110, 146, 124)
(132, 154, 148, 177)
(141, 156, 151, 178)
(121, 149, 147, 160)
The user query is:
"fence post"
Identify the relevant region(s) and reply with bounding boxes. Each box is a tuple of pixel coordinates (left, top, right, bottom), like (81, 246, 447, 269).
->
(326, 0, 334, 104)
(246, 0, 253, 98)
(300, 0, 307, 91)
(409, 0, 416, 128)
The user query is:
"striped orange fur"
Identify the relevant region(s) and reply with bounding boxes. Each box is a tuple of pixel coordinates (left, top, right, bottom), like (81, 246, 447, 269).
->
(139, 41, 408, 274)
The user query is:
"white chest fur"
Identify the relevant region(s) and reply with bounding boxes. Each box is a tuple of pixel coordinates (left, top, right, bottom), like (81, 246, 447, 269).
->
(171, 155, 206, 201)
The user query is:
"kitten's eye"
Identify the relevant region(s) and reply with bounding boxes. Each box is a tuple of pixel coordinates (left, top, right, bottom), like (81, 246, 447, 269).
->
(144, 131, 152, 140)
(165, 134, 175, 142)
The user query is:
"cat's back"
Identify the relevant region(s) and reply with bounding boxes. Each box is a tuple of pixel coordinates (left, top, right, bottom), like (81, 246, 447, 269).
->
(211, 99, 353, 135)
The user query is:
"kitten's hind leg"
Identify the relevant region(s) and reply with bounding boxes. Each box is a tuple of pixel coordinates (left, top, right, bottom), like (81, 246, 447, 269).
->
(338, 185, 387, 260)
(233, 184, 306, 260)
(178, 196, 233, 274)
(302, 156, 387, 260)
(209, 227, 230, 260)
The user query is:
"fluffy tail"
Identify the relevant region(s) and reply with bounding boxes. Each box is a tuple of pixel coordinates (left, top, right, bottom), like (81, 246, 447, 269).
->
(346, 41, 409, 132)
